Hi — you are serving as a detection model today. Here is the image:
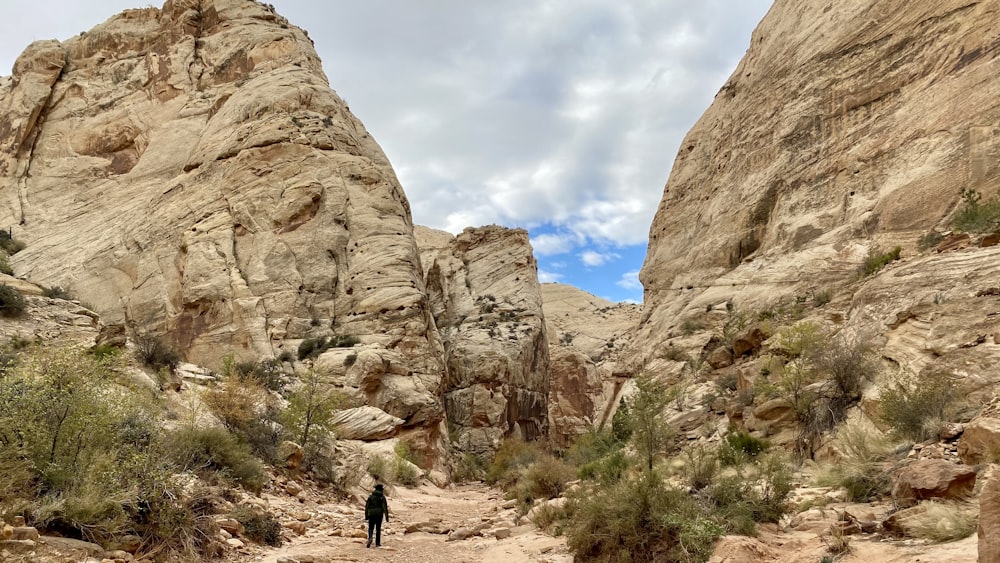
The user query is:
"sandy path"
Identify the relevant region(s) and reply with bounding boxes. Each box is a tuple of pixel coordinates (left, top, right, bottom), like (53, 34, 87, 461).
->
(244, 483, 571, 563)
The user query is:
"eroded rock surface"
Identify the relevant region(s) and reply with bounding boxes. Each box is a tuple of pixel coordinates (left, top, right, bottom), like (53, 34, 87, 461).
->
(416, 225, 548, 456)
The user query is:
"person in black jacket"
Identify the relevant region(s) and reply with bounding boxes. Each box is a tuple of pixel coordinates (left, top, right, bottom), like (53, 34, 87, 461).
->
(365, 483, 390, 548)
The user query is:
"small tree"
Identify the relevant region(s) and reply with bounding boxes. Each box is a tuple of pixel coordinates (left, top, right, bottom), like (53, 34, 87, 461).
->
(281, 369, 343, 466)
(625, 373, 674, 473)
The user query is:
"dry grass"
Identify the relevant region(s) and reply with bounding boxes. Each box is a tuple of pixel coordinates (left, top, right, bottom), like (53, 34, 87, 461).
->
(904, 501, 978, 543)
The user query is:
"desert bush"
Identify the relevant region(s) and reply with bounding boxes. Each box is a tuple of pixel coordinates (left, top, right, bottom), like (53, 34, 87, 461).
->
(879, 370, 959, 442)
(162, 426, 267, 492)
(682, 445, 719, 491)
(232, 505, 283, 547)
(0, 253, 12, 276)
(394, 440, 426, 468)
(953, 188, 1000, 233)
(702, 453, 793, 535)
(452, 453, 488, 483)
(486, 438, 545, 487)
(297, 334, 360, 361)
(565, 428, 622, 467)
(42, 286, 73, 300)
(858, 246, 901, 277)
(578, 449, 630, 485)
(368, 455, 394, 484)
(230, 358, 284, 391)
(903, 500, 977, 542)
(812, 288, 833, 307)
(0, 284, 26, 317)
(520, 454, 575, 500)
(917, 231, 944, 251)
(202, 373, 282, 462)
(530, 501, 569, 534)
(814, 419, 894, 502)
(133, 333, 180, 371)
(0, 347, 217, 554)
(626, 374, 675, 472)
(566, 473, 724, 563)
(394, 458, 421, 487)
(680, 318, 706, 335)
(718, 432, 769, 467)
(0, 231, 25, 255)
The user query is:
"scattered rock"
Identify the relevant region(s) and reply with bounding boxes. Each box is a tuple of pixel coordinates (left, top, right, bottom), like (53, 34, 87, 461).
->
(278, 441, 304, 471)
(891, 459, 976, 506)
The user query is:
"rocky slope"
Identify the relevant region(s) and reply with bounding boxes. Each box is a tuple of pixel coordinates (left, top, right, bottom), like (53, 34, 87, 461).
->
(635, 0, 1000, 371)
(0, 0, 438, 379)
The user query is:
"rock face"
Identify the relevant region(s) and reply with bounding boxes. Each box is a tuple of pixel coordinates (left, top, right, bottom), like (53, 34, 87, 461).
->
(634, 0, 1000, 373)
(0, 0, 440, 382)
(416, 226, 549, 455)
(540, 283, 638, 447)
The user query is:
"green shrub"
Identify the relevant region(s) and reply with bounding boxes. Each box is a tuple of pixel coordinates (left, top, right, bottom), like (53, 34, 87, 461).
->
(879, 370, 959, 442)
(521, 454, 575, 500)
(917, 232, 944, 251)
(0, 284, 26, 317)
(718, 432, 769, 466)
(277, 350, 294, 363)
(858, 246, 901, 277)
(566, 473, 723, 563)
(578, 449, 630, 485)
(297, 335, 359, 360)
(702, 454, 792, 535)
(953, 188, 1000, 233)
(232, 505, 283, 547)
(230, 358, 284, 391)
(394, 458, 421, 487)
(0, 231, 26, 255)
(814, 420, 893, 502)
(680, 318, 707, 335)
(344, 353, 358, 367)
(682, 446, 718, 491)
(451, 453, 487, 483)
(0, 254, 12, 276)
(394, 440, 425, 468)
(368, 455, 394, 484)
(486, 438, 544, 487)
(133, 334, 180, 371)
(42, 286, 72, 300)
(162, 426, 267, 492)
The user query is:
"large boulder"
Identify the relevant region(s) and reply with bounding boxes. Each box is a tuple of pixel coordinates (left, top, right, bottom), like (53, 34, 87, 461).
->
(979, 465, 1000, 562)
(958, 416, 1000, 465)
(890, 459, 976, 506)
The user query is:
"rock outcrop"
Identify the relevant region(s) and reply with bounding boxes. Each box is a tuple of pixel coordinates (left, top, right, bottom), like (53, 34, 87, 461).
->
(634, 0, 1000, 377)
(0, 0, 442, 384)
(540, 283, 638, 446)
(416, 226, 549, 455)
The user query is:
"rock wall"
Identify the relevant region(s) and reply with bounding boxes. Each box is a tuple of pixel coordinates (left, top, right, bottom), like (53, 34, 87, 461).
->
(635, 0, 1000, 371)
(541, 283, 638, 447)
(416, 226, 549, 456)
(0, 0, 442, 386)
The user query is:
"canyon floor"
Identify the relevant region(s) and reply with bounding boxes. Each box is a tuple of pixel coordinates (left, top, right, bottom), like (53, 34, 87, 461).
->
(236, 481, 977, 563)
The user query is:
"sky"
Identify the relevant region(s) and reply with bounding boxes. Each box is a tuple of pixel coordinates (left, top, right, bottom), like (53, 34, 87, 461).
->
(0, 0, 773, 303)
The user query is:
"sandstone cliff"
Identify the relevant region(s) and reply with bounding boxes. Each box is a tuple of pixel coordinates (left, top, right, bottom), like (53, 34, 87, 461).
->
(635, 0, 1000, 386)
(0, 0, 456, 441)
(540, 283, 638, 447)
(415, 226, 549, 455)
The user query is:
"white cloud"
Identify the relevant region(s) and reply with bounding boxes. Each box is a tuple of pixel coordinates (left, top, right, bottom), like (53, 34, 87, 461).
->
(580, 250, 620, 267)
(531, 233, 579, 256)
(616, 270, 642, 291)
(538, 269, 564, 283)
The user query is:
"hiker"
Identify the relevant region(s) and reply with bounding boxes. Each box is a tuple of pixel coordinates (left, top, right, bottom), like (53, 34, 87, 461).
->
(365, 483, 390, 548)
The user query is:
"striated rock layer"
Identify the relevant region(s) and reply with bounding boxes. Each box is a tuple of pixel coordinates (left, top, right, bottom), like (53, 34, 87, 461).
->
(0, 0, 442, 380)
(416, 226, 549, 455)
(0, 0, 455, 441)
(635, 0, 1000, 370)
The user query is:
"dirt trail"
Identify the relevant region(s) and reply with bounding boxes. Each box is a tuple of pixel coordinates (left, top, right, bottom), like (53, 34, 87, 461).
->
(242, 483, 570, 563)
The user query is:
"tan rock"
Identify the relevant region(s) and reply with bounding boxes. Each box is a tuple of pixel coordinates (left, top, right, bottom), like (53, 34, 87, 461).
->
(630, 0, 1000, 414)
(9, 527, 37, 541)
(958, 416, 1000, 465)
(277, 441, 304, 470)
(891, 459, 976, 506)
(328, 406, 404, 441)
(417, 226, 549, 456)
(979, 465, 1000, 562)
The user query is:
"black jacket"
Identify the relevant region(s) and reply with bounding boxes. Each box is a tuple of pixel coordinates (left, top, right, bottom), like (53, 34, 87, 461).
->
(365, 490, 389, 522)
